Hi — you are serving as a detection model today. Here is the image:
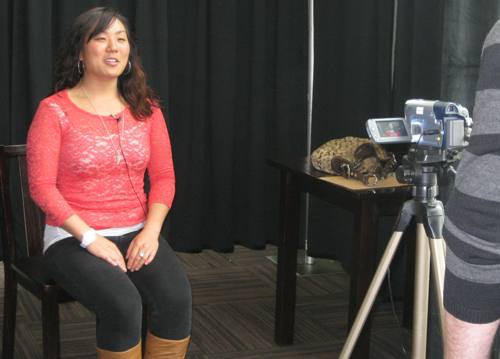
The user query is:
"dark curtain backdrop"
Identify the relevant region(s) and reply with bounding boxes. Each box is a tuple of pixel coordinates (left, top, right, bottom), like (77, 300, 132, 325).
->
(0, 0, 308, 253)
(1, 0, 499, 258)
(165, 1, 308, 251)
(441, 0, 500, 111)
(391, 0, 446, 110)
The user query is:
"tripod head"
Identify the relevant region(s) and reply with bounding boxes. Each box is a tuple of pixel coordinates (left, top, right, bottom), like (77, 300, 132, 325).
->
(392, 144, 460, 240)
(394, 145, 459, 206)
(396, 162, 439, 204)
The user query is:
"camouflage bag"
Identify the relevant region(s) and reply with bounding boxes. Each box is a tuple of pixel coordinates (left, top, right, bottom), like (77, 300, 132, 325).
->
(311, 136, 396, 185)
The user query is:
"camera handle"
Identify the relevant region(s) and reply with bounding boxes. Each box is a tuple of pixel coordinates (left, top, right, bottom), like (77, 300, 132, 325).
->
(339, 174, 446, 359)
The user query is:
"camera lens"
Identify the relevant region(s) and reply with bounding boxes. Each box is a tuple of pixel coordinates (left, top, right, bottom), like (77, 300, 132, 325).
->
(411, 124, 422, 135)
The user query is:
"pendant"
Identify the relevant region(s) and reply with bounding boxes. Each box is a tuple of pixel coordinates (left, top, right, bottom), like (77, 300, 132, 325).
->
(116, 154, 122, 164)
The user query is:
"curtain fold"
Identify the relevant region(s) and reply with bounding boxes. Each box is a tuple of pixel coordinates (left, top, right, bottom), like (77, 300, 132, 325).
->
(391, 0, 446, 112)
(165, 0, 308, 251)
(441, 0, 500, 110)
(0, 0, 12, 144)
(312, 0, 395, 147)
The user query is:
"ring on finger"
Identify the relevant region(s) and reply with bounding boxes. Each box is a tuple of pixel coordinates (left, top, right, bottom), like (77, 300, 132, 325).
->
(139, 250, 145, 258)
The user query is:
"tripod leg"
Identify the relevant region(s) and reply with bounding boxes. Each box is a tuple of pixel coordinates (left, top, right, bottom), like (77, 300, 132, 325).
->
(429, 237, 446, 331)
(412, 223, 431, 359)
(339, 231, 405, 359)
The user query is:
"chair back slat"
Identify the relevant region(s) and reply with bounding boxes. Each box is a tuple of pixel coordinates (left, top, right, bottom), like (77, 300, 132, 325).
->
(18, 156, 44, 255)
(0, 146, 16, 263)
(0, 145, 45, 262)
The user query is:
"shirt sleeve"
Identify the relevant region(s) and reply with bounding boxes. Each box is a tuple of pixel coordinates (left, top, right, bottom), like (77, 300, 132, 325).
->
(147, 107, 176, 209)
(27, 100, 75, 225)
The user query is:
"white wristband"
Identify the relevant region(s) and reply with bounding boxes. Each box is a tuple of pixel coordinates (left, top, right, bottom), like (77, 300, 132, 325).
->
(80, 229, 97, 248)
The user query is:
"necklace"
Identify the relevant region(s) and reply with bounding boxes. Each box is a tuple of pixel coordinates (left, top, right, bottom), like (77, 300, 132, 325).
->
(81, 86, 125, 165)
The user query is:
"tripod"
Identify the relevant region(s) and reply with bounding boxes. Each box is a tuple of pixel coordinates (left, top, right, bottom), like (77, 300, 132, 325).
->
(339, 165, 447, 359)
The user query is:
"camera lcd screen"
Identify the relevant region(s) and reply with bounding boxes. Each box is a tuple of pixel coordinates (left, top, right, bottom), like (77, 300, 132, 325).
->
(376, 120, 408, 138)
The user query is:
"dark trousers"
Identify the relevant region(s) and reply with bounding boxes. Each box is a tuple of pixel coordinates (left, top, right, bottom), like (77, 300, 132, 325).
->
(44, 231, 192, 351)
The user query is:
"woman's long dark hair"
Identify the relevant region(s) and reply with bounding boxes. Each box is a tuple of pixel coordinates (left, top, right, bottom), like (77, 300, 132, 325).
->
(53, 7, 158, 119)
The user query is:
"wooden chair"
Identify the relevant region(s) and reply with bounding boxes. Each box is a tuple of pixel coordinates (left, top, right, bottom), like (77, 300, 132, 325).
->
(0, 144, 74, 359)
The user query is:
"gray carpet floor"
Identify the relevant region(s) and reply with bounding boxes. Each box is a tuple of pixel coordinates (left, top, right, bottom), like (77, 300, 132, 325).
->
(1, 245, 413, 358)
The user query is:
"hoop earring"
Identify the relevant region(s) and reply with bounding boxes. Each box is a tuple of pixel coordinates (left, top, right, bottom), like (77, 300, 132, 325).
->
(123, 60, 132, 76)
(77, 60, 84, 75)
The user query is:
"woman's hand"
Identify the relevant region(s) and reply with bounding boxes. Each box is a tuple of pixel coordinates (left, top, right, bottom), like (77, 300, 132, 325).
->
(126, 228, 160, 271)
(86, 235, 127, 272)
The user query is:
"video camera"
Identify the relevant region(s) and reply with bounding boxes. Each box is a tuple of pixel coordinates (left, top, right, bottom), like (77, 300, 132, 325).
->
(366, 99, 472, 164)
(366, 99, 472, 187)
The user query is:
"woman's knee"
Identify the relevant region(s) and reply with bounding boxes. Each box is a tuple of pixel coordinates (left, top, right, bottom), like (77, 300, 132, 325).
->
(155, 271, 192, 314)
(101, 287, 143, 325)
(96, 288, 143, 350)
(149, 275, 192, 339)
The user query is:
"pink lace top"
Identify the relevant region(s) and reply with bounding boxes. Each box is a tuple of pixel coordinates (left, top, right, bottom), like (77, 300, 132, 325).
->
(27, 90, 175, 229)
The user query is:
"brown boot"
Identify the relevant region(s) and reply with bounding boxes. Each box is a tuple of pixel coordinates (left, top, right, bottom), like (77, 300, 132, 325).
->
(97, 340, 142, 358)
(144, 331, 190, 358)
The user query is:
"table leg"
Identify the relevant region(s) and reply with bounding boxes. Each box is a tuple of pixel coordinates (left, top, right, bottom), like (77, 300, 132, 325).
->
(349, 199, 378, 358)
(274, 169, 300, 345)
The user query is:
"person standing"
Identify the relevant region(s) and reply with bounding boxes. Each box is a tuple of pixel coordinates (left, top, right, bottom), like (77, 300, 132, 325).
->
(443, 20, 500, 359)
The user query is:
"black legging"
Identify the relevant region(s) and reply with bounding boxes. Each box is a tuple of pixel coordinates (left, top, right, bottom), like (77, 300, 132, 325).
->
(44, 230, 192, 351)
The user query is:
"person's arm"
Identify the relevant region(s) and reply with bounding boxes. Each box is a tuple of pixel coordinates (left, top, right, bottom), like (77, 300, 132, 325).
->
(27, 102, 75, 226)
(145, 106, 176, 210)
(126, 107, 175, 271)
(27, 101, 126, 271)
(126, 203, 169, 270)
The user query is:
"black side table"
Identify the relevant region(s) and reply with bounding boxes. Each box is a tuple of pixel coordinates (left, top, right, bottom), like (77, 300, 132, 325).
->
(268, 156, 411, 358)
